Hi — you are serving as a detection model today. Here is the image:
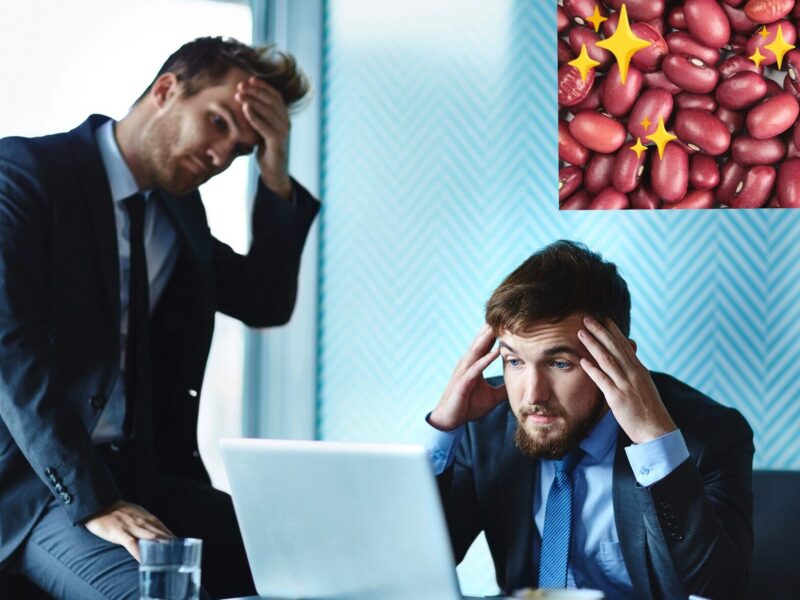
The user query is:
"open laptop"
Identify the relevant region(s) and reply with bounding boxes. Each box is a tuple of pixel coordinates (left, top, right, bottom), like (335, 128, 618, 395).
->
(220, 438, 511, 600)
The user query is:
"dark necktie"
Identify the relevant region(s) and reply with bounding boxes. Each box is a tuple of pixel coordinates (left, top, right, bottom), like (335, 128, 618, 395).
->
(122, 193, 151, 440)
(538, 451, 581, 588)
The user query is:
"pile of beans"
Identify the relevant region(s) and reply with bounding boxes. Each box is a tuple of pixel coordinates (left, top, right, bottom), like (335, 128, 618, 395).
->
(558, 0, 800, 209)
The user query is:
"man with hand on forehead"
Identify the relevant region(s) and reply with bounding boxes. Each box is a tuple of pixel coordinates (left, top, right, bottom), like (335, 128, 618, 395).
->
(426, 241, 753, 600)
(0, 37, 319, 599)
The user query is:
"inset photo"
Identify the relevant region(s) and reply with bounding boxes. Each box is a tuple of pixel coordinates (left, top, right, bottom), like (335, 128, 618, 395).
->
(558, 0, 800, 209)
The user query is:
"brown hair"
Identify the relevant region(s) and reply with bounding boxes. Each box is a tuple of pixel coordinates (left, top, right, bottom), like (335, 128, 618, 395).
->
(136, 36, 310, 108)
(485, 240, 631, 336)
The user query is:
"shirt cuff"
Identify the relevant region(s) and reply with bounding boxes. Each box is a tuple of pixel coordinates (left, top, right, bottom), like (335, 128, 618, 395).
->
(421, 413, 465, 476)
(624, 429, 690, 487)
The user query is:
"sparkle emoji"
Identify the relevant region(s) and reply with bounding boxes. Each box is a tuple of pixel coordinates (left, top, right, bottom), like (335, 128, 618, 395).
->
(645, 117, 677, 160)
(749, 47, 767, 68)
(568, 44, 601, 82)
(596, 4, 651, 85)
(759, 26, 769, 40)
(585, 6, 607, 33)
(630, 138, 648, 160)
(764, 24, 796, 69)
(640, 116, 652, 132)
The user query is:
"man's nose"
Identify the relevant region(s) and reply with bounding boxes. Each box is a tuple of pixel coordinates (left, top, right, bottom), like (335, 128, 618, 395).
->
(206, 141, 234, 169)
(522, 368, 550, 405)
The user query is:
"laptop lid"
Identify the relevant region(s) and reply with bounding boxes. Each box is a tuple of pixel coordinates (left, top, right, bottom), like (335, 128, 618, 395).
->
(220, 438, 464, 600)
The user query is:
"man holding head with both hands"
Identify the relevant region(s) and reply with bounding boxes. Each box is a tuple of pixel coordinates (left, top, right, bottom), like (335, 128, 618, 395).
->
(0, 37, 319, 599)
(426, 241, 753, 600)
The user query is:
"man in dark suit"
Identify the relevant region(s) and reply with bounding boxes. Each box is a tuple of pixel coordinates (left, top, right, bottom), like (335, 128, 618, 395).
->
(426, 241, 753, 600)
(0, 37, 319, 599)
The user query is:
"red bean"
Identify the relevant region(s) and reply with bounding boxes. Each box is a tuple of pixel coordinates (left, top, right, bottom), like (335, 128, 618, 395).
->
(792, 116, 800, 150)
(720, 2, 759, 35)
(744, 0, 794, 24)
(746, 20, 796, 67)
(613, 144, 647, 193)
(645, 17, 666, 37)
(606, 0, 665, 21)
(718, 55, 763, 79)
(663, 55, 719, 94)
(675, 108, 731, 155)
(602, 11, 619, 38)
(729, 165, 776, 208)
(716, 159, 747, 205)
(559, 120, 590, 166)
(765, 78, 783, 98)
(559, 166, 583, 201)
(628, 89, 675, 140)
(676, 92, 718, 111)
(747, 92, 800, 139)
(651, 143, 689, 201)
(571, 76, 605, 111)
(666, 32, 721, 66)
(663, 189, 717, 209)
(785, 50, 800, 94)
(684, 0, 731, 49)
(715, 71, 768, 109)
(603, 63, 643, 117)
(630, 185, 662, 209)
(777, 157, 800, 207)
(559, 64, 595, 107)
(563, 0, 605, 26)
(569, 27, 612, 69)
(585, 152, 617, 193)
(716, 106, 746, 135)
(561, 190, 593, 210)
(668, 6, 688, 30)
(643, 70, 683, 94)
(558, 39, 575, 67)
(731, 135, 786, 164)
(631, 23, 670, 73)
(690, 153, 721, 189)
(787, 138, 800, 158)
(557, 5, 570, 34)
(569, 110, 627, 153)
(589, 187, 630, 209)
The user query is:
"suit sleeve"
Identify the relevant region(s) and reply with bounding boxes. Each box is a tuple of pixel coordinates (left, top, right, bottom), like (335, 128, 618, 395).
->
(213, 178, 320, 327)
(0, 152, 121, 524)
(640, 407, 754, 600)
(436, 424, 485, 564)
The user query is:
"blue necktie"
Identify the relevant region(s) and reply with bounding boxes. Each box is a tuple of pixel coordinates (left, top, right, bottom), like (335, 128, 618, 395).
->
(538, 451, 580, 588)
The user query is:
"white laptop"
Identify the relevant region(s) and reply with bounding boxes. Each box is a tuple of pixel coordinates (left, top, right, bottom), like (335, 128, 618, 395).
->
(220, 438, 510, 600)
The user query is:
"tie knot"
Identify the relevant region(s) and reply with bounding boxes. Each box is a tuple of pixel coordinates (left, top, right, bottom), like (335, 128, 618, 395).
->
(553, 450, 581, 476)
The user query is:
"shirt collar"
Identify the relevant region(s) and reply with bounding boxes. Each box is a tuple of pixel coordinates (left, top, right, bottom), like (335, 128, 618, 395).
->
(94, 119, 149, 203)
(578, 407, 618, 462)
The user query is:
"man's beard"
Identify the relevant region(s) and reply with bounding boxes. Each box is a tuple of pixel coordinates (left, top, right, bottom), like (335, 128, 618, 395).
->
(514, 395, 606, 460)
(140, 109, 207, 196)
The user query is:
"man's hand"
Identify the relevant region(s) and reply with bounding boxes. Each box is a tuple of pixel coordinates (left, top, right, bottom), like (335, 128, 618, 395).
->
(235, 76, 293, 201)
(577, 316, 677, 444)
(84, 500, 174, 562)
(429, 324, 507, 431)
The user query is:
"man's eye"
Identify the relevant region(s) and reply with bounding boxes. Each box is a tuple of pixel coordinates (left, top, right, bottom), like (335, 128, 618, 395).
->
(552, 360, 570, 369)
(506, 358, 521, 367)
(210, 114, 227, 131)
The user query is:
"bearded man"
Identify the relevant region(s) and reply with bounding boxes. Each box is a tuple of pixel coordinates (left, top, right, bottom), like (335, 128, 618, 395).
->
(0, 37, 319, 599)
(425, 241, 753, 600)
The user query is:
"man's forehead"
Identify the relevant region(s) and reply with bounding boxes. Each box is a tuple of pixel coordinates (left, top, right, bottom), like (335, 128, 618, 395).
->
(498, 315, 585, 354)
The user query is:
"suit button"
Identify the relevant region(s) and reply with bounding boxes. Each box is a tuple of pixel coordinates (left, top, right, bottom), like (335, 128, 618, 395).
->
(192, 450, 200, 458)
(44, 467, 54, 477)
(88, 395, 103, 409)
(188, 389, 198, 398)
(55, 483, 64, 493)
(61, 492, 72, 504)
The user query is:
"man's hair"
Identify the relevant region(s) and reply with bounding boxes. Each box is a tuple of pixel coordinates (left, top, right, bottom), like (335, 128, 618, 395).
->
(485, 240, 631, 337)
(136, 36, 310, 108)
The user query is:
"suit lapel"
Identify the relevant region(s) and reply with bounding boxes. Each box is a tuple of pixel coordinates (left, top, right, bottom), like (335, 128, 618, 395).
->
(613, 430, 653, 598)
(156, 190, 212, 267)
(499, 409, 537, 590)
(66, 115, 121, 345)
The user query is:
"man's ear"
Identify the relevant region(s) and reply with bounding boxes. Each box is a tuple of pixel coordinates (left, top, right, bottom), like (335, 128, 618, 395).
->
(628, 339, 638, 353)
(149, 73, 181, 108)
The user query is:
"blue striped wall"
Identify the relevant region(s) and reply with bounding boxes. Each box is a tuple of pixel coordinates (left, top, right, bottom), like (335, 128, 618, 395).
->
(318, 0, 800, 592)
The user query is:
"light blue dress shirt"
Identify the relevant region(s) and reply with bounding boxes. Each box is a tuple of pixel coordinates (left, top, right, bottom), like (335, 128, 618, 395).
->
(91, 120, 179, 442)
(423, 408, 689, 600)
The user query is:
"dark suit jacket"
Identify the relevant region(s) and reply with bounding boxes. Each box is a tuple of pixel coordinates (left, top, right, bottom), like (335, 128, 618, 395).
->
(0, 115, 320, 565)
(438, 372, 754, 600)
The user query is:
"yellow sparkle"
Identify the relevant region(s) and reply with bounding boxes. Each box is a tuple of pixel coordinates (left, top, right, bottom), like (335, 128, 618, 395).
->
(630, 137, 648, 160)
(596, 4, 651, 84)
(640, 116, 652, 132)
(585, 6, 607, 33)
(749, 47, 767, 68)
(567, 44, 601, 82)
(764, 24, 796, 69)
(645, 117, 677, 160)
(759, 26, 770, 39)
